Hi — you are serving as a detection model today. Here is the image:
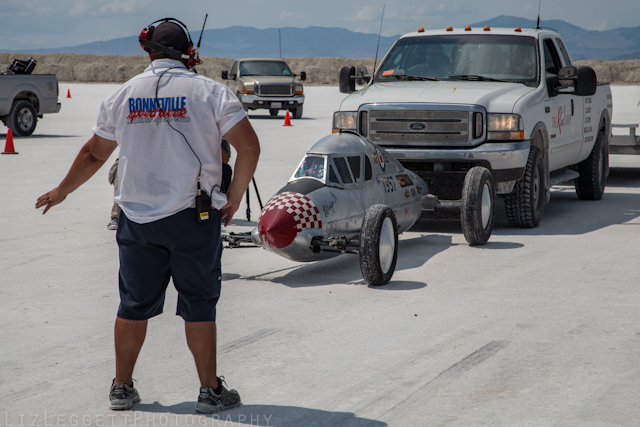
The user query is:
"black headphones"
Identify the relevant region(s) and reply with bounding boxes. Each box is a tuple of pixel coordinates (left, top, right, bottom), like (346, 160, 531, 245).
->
(138, 18, 200, 68)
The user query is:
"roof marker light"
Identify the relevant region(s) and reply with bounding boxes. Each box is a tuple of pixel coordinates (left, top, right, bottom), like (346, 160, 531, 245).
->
(515, 27, 522, 32)
(484, 26, 491, 31)
(418, 27, 425, 32)
(464, 26, 472, 31)
(446, 26, 453, 31)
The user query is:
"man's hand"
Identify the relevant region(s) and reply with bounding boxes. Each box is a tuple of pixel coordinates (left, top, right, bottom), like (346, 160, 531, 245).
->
(220, 195, 242, 226)
(35, 187, 67, 215)
(35, 134, 117, 214)
(221, 117, 260, 226)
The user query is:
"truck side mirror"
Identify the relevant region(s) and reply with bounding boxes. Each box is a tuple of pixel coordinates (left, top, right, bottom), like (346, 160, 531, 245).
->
(355, 64, 371, 85)
(575, 66, 597, 97)
(221, 70, 228, 80)
(558, 66, 577, 88)
(300, 71, 306, 81)
(339, 65, 356, 93)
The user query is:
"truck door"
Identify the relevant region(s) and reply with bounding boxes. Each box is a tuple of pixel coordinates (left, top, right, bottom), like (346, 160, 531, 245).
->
(543, 39, 582, 171)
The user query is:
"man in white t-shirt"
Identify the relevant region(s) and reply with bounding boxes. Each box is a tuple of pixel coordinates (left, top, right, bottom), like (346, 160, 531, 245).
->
(35, 18, 260, 414)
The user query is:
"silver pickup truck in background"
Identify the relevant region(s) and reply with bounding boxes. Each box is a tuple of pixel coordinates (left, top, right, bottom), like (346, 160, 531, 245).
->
(0, 58, 61, 136)
(221, 58, 306, 119)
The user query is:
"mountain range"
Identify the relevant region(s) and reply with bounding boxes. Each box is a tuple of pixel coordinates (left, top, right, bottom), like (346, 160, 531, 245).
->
(5, 16, 640, 61)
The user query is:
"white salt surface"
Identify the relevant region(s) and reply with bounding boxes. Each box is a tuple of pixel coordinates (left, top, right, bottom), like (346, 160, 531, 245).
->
(1, 84, 639, 426)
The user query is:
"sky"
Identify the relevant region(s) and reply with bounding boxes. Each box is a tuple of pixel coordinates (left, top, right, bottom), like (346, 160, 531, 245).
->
(1, 0, 639, 51)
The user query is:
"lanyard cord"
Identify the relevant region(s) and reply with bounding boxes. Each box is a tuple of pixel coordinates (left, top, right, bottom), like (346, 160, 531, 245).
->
(154, 66, 206, 194)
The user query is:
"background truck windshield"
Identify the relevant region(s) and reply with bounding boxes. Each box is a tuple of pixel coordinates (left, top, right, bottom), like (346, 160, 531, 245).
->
(240, 60, 293, 76)
(376, 35, 538, 84)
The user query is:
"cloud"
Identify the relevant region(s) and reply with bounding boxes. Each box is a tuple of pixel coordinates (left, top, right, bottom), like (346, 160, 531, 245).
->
(280, 11, 298, 19)
(354, 6, 379, 21)
(69, 0, 151, 17)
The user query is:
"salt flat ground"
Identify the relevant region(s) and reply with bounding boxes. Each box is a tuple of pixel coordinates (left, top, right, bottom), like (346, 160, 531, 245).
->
(1, 84, 640, 427)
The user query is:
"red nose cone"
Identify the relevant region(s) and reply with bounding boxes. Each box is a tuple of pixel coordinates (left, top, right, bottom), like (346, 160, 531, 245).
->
(258, 192, 322, 249)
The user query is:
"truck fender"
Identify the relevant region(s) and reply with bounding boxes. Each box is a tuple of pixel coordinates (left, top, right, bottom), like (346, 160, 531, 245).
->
(8, 83, 43, 113)
(529, 122, 550, 204)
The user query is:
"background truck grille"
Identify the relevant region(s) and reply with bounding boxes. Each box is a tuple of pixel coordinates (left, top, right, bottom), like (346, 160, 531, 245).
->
(367, 110, 469, 144)
(255, 84, 294, 96)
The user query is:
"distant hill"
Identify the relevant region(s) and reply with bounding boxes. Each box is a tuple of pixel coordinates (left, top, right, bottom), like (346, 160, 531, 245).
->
(6, 18, 640, 60)
(471, 15, 640, 60)
(5, 26, 401, 60)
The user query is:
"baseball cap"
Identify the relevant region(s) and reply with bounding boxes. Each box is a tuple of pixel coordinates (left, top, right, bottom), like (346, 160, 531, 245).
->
(150, 22, 190, 54)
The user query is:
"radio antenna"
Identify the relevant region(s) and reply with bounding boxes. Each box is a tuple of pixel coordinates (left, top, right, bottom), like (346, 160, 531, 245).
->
(373, 4, 385, 75)
(536, 0, 541, 29)
(197, 13, 208, 48)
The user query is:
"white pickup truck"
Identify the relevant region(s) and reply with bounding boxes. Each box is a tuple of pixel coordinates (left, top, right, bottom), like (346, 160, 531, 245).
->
(0, 58, 61, 136)
(334, 26, 612, 244)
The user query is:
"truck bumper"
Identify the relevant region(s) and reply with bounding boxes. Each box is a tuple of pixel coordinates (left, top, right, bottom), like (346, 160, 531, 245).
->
(385, 141, 531, 196)
(240, 94, 304, 110)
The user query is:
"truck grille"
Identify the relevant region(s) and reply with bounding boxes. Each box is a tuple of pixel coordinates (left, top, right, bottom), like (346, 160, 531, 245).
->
(255, 84, 293, 96)
(367, 110, 469, 144)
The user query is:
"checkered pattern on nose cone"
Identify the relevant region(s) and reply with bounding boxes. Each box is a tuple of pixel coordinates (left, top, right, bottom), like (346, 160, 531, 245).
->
(261, 192, 322, 230)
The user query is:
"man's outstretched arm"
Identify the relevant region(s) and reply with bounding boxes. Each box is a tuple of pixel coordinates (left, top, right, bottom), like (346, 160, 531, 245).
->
(36, 134, 118, 214)
(220, 117, 260, 226)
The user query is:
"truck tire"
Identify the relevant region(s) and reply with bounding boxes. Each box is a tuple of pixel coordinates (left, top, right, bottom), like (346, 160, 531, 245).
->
(575, 126, 607, 200)
(461, 166, 495, 245)
(7, 100, 37, 137)
(269, 109, 279, 117)
(293, 106, 303, 119)
(505, 146, 545, 228)
(359, 204, 398, 286)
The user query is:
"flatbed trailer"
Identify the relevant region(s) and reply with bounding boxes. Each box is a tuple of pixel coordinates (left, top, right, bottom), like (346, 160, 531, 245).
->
(610, 123, 640, 155)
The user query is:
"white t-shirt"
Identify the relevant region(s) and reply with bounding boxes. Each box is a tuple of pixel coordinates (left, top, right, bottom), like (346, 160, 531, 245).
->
(92, 59, 246, 224)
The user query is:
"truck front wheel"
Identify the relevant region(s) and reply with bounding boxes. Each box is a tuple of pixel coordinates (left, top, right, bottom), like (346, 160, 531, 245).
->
(293, 106, 303, 119)
(7, 100, 37, 137)
(505, 146, 545, 228)
(575, 126, 607, 200)
(461, 166, 495, 245)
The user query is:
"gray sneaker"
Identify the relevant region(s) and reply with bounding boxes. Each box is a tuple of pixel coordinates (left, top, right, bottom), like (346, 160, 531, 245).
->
(195, 377, 241, 414)
(109, 381, 140, 410)
(107, 218, 118, 230)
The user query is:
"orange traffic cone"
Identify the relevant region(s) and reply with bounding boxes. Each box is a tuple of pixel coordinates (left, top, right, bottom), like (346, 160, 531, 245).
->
(283, 109, 292, 126)
(2, 129, 18, 154)
(66, 89, 71, 98)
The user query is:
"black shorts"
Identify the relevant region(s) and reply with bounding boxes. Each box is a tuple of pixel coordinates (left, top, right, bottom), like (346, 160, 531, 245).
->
(116, 208, 222, 322)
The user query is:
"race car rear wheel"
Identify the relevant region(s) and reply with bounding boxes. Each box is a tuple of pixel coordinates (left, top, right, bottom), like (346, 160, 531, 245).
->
(7, 100, 37, 137)
(359, 204, 398, 286)
(461, 166, 495, 245)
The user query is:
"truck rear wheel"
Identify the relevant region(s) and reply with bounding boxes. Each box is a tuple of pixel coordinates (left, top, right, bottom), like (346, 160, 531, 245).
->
(461, 166, 495, 245)
(7, 100, 37, 137)
(505, 146, 545, 228)
(359, 204, 398, 286)
(575, 125, 607, 200)
(269, 109, 279, 117)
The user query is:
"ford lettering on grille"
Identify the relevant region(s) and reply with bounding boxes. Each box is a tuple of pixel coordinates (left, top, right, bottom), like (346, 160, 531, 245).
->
(409, 123, 426, 130)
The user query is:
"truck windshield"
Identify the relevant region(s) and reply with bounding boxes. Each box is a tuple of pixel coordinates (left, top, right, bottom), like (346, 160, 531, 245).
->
(239, 60, 293, 77)
(376, 35, 538, 85)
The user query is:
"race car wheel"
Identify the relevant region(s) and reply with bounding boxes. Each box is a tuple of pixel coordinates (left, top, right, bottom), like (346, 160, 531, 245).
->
(505, 146, 545, 228)
(461, 166, 495, 245)
(575, 123, 608, 200)
(359, 204, 398, 286)
(7, 100, 37, 137)
(293, 106, 303, 119)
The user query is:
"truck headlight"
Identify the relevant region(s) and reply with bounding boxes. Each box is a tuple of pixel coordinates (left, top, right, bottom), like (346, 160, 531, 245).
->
(332, 111, 357, 133)
(242, 84, 255, 95)
(295, 85, 303, 95)
(487, 113, 524, 140)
